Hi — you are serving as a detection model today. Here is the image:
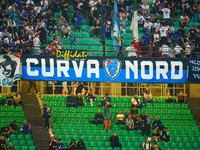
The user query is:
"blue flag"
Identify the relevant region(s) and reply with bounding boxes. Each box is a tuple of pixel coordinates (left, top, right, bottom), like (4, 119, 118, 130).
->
(100, 0, 106, 44)
(113, 0, 121, 51)
(71, 35, 77, 45)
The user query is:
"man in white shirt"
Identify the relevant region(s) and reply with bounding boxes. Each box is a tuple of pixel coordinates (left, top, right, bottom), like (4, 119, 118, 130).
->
(180, 14, 190, 28)
(159, 43, 171, 57)
(184, 41, 192, 58)
(142, 2, 150, 15)
(131, 95, 141, 108)
(142, 139, 151, 150)
(159, 23, 168, 45)
(61, 22, 72, 39)
(33, 34, 41, 55)
(144, 19, 153, 32)
(161, 6, 171, 20)
(173, 43, 183, 58)
(116, 110, 125, 124)
(13, 92, 24, 108)
(153, 19, 160, 30)
(137, 13, 146, 27)
(123, 42, 137, 57)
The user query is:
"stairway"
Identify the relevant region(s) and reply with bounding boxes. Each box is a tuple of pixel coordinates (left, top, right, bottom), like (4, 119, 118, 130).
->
(22, 95, 50, 150)
(188, 97, 200, 129)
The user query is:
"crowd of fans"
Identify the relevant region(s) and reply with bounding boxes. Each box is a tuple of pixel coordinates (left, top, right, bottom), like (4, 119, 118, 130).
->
(0, 0, 199, 57)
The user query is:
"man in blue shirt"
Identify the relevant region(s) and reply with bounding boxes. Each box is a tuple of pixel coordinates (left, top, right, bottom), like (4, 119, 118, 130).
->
(142, 31, 152, 46)
(21, 120, 32, 134)
(19, 9, 29, 21)
(42, 104, 52, 130)
(57, 138, 64, 150)
(142, 114, 151, 136)
(100, 93, 111, 107)
(74, 11, 82, 32)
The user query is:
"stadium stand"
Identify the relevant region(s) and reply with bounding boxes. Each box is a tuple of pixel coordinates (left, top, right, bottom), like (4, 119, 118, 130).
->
(0, 95, 36, 150)
(43, 95, 200, 149)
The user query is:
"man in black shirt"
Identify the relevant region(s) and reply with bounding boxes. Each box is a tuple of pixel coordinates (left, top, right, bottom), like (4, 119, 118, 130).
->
(47, 16, 57, 36)
(95, 110, 104, 124)
(9, 120, 18, 134)
(189, 26, 197, 42)
(109, 133, 122, 150)
(161, 127, 170, 142)
(60, 0, 69, 22)
(49, 136, 57, 150)
(152, 129, 161, 141)
(6, 93, 14, 106)
(140, 113, 146, 125)
(76, 82, 83, 95)
(36, 24, 46, 44)
(134, 115, 142, 130)
(0, 136, 6, 150)
(67, 92, 77, 107)
(130, 107, 138, 118)
(90, 20, 101, 37)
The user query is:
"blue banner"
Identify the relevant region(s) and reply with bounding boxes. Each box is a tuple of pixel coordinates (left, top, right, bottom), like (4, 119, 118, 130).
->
(188, 59, 200, 83)
(22, 56, 188, 83)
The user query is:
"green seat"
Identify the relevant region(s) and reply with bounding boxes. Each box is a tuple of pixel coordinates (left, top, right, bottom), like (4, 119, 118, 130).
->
(89, 141, 96, 146)
(82, 32, 89, 38)
(8, 106, 15, 111)
(193, 143, 199, 148)
(69, 107, 76, 112)
(17, 135, 24, 140)
(27, 140, 34, 146)
(185, 143, 192, 148)
(170, 142, 177, 148)
(178, 143, 185, 148)
(19, 140, 26, 146)
(70, 129, 77, 134)
(29, 146, 36, 150)
(97, 141, 104, 147)
(15, 106, 23, 111)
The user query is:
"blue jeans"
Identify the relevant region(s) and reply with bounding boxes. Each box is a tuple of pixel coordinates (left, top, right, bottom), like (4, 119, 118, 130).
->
(194, 13, 200, 22)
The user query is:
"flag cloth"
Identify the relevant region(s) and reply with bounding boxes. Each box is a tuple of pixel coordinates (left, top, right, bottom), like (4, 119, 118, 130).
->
(71, 35, 77, 45)
(100, 0, 106, 44)
(130, 0, 141, 57)
(113, 0, 121, 51)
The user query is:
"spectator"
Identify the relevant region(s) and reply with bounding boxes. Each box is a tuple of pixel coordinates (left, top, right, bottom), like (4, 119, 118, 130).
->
(137, 12, 145, 27)
(0, 136, 6, 150)
(58, 16, 68, 32)
(173, 42, 183, 58)
(9, 121, 18, 134)
(109, 133, 122, 150)
(77, 139, 86, 150)
(182, 0, 193, 18)
(189, 26, 197, 43)
(61, 22, 72, 39)
(7, 18, 16, 33)
(152, 116, 163, 131)
(33, 34, 41, 55)
(19, 9, 29, 21)
(151, 137, 160, 150)
(144, 19, 153, 33)
(123, 41, 137, 57)
(47, 16, 57, 36)
(126, 114, 134, 132)
(134, 115, 142, 130)
(27, 81, 38, 94)
(36, 23, 47, 44)
(119, 8, 129, 21)
(153, 19, 160, 31)
(2, 28, 10, 39)
(165, 93, 173, 103)
(161, 127, 170, 142)
(142, 31, 151, 47)
(69, 139, 77, 150)
(159, 23, 168, 45)
(125, 111, 130, 120)
(76, 82, 84, 95)
(193, 0, 200, 22)
(26, 23, 34, 35)
(60, 0, 69, 22)
(76, 93, 84, 107)
(104, 105, 112, 131)
(142, 139, 151, 150)
(34, 4, 42, 16)
(152, 129, 161, 141)
(6, 93, 14, 106)
(67, 92, 77, 107)
(95, 110, 104, 124)
(142, 114, 151, 136)
(13, 92, 24, 107)
(142, 2, 150, 15)
(100, 93, 111, 107)
(42, 103, 53, 130)
(89, 19, 101, 37)
(144, 88, 154, 104)
(116, 110, 125, 124)
(153, 0, 161, 14)
(1, 127, 10, 139)
(41, 0, 48, 12)
(120, 19, 125, 33)
(140, 112, 146, 124)
(7, 142, 15, 150)
(91, 5, 100, 25)
(74, 11, 82, 32)
(184, 41, 192, 58)
(176, 90, 187, 103)
(130, 106, 139, 118)
(161, 5, 171, 23)
(86, 88, 96, 106)
(49, 136, 57, 150)
(57, 138, 64, 150)
(131, 95, 141, 108)
(105, 21, 112, 39)
(21, 120, 32, 134)
(179, 14, 190, 28)
(159, 43, 171, 57)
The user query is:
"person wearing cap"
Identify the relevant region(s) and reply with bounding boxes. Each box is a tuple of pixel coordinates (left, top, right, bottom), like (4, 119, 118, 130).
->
(6, 93, 14, 106)
(144, 88, 154, 104)
(161, 127, 170, 142)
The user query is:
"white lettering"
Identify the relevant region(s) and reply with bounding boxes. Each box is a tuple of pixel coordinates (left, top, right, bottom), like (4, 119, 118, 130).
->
(27, 58, 39, 76)
(156, 61, 168, 79)
(57, 60, 69, 77)
(171, 61, 183, 79)
(125, 61, 138, 79)
(141, 61, 153, 79)
(41, 59, 54, 77)
(72, 61, 84, 77)
(87, 60, 99, 78)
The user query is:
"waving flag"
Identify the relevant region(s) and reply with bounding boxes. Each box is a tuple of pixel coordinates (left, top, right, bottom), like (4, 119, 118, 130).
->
(113, 0, 121, 51)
